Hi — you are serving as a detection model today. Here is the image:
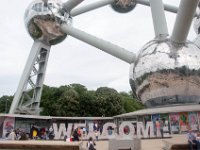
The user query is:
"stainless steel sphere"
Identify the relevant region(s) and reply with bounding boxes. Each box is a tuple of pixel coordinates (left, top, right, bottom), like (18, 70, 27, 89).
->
(129, 39, 200, 107)
(111, 0, 136, 13)
(24, 0, 72, 45)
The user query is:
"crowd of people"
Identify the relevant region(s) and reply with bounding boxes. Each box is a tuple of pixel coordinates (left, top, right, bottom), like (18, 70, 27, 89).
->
(5, 125, 55, 141)
(7, 128, 29, 140)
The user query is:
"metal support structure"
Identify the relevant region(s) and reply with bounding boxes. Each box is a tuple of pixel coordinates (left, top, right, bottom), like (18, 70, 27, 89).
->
(149, 0, 168, 38)
(170, 0, 199, 44)
(137, 0, 184, 15)
(71, 0, 114, 17)
(63, 0, 84, 12)
(9, 41, 51, 115)
(61, 24, 136, 64)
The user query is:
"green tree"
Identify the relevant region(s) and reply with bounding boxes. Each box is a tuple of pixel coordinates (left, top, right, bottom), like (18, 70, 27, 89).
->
(95, 87, 125, 117)
(40, 85, 63, 116)
(0, 95, 13, 113)
(120, 92, 144, 113)
(56, 88, 79, 116)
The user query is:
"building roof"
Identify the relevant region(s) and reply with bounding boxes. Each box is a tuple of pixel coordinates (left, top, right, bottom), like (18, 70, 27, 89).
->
(0, 114, 113, 120)
(114, 104, 200, 118)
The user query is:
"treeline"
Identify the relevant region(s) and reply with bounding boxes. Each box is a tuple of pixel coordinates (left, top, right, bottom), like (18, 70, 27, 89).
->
(0, 84, 144, 117)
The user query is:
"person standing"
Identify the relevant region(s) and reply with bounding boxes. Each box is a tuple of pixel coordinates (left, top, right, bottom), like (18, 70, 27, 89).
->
(155, 118, 161, 137)
(95, 130, 98, 141)
(160, 119, 164, 138)
(87, 137, 96, 150)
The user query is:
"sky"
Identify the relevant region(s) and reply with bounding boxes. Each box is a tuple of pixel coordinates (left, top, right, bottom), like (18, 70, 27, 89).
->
(0, 0, 198, 96)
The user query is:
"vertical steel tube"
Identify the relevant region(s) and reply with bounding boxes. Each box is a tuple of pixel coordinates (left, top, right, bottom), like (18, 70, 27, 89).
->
(170, 0, 199, 43)
(149, 0, 168, 38)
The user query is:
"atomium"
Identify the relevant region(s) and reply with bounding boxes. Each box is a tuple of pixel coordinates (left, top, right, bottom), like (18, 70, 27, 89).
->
(9, 0, 200, 115)
(24, 0, 72, 45)
(130, 39, 200, 107)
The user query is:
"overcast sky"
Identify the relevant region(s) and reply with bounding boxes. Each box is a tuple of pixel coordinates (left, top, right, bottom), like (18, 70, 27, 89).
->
(0, 0, 197, 96)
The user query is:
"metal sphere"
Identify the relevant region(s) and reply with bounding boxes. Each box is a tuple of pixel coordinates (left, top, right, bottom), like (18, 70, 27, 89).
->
(24, 0, 71, 45)
(111, 0, 136, 13)
(129, 39, 200, 107)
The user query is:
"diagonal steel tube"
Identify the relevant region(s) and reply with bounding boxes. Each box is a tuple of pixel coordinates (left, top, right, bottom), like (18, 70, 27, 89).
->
(71, 0, 114, 17)
(61, 24, 136, 64)
(63, 0, 84, 12)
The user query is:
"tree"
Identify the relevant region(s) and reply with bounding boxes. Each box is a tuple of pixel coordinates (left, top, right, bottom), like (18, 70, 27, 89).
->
(95, 87, 125, 117)
(1, 84, 144, 116)
(56, 88, 79, 116)
(40, 85, 62, 116)
(78, 91, 96, 117)
(0, 95, 13, 113)
(120, 92, 144, 113)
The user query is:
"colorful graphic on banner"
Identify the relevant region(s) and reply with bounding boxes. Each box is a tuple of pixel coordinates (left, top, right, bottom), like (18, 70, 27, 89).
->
(152, 114, 160, 122)
(179, 112, 189, 132)
(3, 117, 15, 138)
(170, 113, 179, 133)
(188, 112, 198, 131)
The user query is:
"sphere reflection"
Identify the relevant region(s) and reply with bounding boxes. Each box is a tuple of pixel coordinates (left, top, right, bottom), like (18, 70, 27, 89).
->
(130, 39, 200, 107)
(24, 0, 71, 45)
(111, 0, 136, 13)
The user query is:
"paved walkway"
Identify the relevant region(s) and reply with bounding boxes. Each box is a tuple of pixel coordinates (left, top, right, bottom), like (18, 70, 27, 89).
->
(82, 134, 187, 150)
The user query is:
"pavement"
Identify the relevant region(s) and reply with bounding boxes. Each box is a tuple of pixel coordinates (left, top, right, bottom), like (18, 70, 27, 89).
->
(82, 134, 187, 150)
(0, 134, 187, 150)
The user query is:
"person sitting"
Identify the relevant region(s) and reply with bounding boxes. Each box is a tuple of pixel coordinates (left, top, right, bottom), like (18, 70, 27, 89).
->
(196, 132, 200, 150)
(72, 129, 79, 141)
(8, 129, 16, 140)
(187, 129, 198, 150)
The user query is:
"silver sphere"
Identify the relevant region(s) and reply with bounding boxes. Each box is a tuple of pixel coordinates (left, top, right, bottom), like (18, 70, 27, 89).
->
(111, 0, 136, 13)
(129, 39, 200, 107)
(24, 0, 71, 45)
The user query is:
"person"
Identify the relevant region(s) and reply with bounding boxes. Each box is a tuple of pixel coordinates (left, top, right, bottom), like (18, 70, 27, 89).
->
(155, 118, 161, 137)
(19, 130, 28, 140)
(160, 119, 164, 138)
(87, 137, 96, 150)
(72, 129, 79, 141)
(64, 133, 68, 142)
(196, 132, 200, 150)
(48, 127, 55, 140)
(77, 128, 81, 137)
(95, 130, 98, 141)
(187, 129, 198, 150)
(82, 127, 86, 137)
(108, 126, 112, 135)
(8, 129, 16, 140)
(99, 125, 103, 135)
